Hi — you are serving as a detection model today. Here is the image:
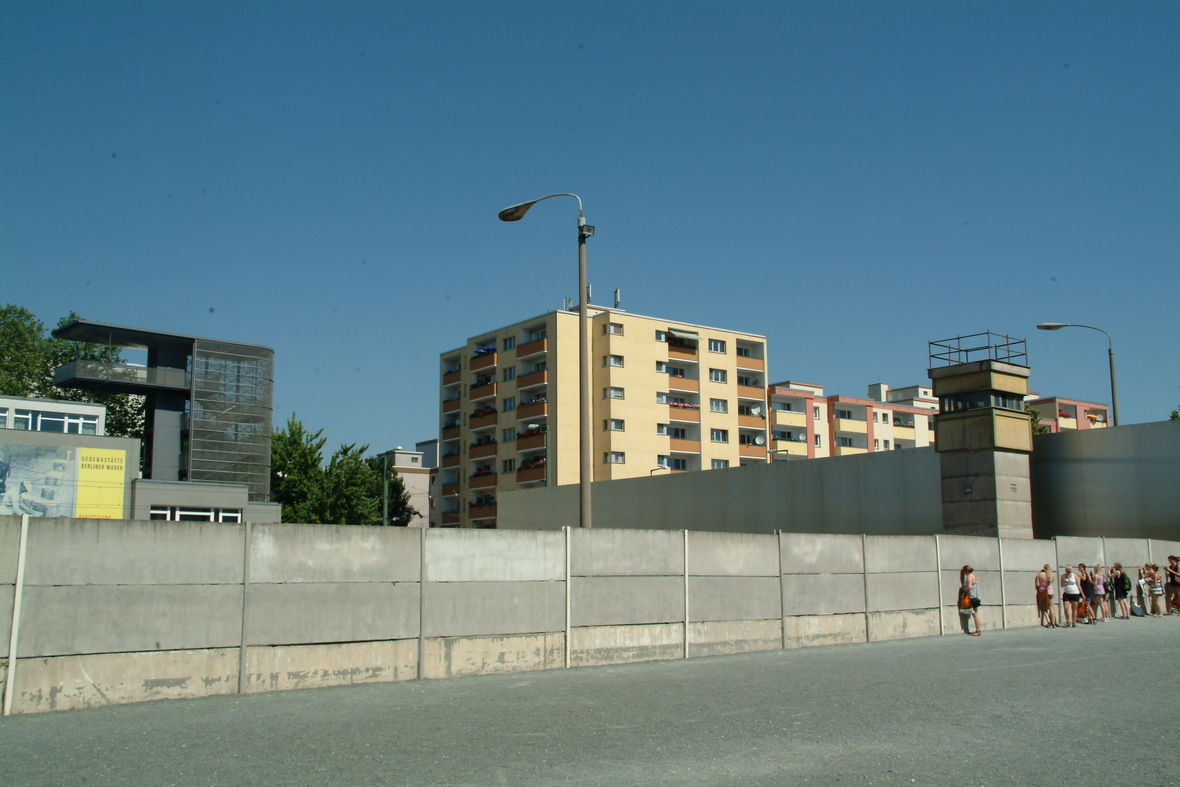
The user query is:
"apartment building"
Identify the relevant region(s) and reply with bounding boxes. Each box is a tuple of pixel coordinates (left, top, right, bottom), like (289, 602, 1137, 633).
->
(1023, 396, 1110, 432)
(766, 381, 937, 460)
(439, 308, 769, 527)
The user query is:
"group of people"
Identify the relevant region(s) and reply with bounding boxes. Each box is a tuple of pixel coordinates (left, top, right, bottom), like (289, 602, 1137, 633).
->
(1033, 556, 1180, 628)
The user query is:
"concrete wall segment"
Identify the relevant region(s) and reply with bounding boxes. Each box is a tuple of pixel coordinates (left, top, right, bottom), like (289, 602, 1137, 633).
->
(780, 533, 864, 574)
(425, 529, 563, 582)
(939, 570, 1000, 607)
(688, 619, 782, 657)
(570, 528, 684, 576)
(570, 575, 684, 627)
(998, 538, 1057, 572)
(22, 518, 244, 586)
(422, 581, 563, 637)
(687, 531, 778, 577)
(938, 535, 999, 571)
(0, 584, 11, 657)
(245, 582, 419, 645)
(244, 640, 416, 693)
(249, 524, 419, 583)
(783, 613, 866, 649)
(781, 573, 864, 616)
(865, 536, 937, 574)
(866, 571, 939, 612)
(688, 576, 781, 622)
(0, 515, 20, 584)
(1054, 537, 1105, 569)
(569, 623, 683, 666)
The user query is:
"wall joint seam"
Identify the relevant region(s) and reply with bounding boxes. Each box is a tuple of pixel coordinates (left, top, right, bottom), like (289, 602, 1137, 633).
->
(3, 514, 30, 716)
(236, 521, 252, 694)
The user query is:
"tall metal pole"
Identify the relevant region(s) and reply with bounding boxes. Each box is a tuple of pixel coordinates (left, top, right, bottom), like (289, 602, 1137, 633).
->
(578, 218, 593, 528)
(383, 453, 389, 526)
(1107, 345, 1120, 427)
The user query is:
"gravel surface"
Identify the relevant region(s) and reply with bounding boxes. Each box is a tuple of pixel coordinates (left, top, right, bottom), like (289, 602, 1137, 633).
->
(2, 617, 1177, 786)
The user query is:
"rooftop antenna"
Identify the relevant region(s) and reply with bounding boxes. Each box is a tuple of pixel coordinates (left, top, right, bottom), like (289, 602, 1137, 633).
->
(564, 297, 573, 311)
(614, 288, 621, 308)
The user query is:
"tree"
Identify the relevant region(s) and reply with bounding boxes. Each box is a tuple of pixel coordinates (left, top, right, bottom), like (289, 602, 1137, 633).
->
(1171, 405, 1179, 421)
(365, 454, 423, 527)
(1025, 405, 1050, 435)
(0, 305, 145, 438)
(270, 414, 327, 524)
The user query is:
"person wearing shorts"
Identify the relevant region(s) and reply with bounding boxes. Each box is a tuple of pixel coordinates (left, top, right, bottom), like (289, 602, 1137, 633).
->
(1035, 565, 1057, 627)
(1060, 565, 1082, 627)
(1090, 564, 1109, 622)
(1110, 563, 1131, 619)
(960, 565, 982, 636)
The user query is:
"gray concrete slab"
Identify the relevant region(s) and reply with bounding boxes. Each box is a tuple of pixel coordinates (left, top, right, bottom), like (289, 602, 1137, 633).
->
(245, 582, 419, 645)
(425, 529, 564, 582)
(686, 531, 778, 577)
(250, 524, 420, 583)
(570, 528, 684, 576)
(688, 575, 780, 622)
(2, 616, 1175, 787)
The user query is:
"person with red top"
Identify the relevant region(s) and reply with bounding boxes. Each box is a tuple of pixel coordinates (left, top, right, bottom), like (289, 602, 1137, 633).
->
(1035, 564, 1057, 628)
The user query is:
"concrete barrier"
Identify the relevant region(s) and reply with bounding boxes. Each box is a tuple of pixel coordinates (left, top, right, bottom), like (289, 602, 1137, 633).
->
(2, 516, 1153, 715)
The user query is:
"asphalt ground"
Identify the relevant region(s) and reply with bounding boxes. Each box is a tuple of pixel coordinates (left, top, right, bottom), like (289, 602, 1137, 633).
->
(2, 616, 1177, 787)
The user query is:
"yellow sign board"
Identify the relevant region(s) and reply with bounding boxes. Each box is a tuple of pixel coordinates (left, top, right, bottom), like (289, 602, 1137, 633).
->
(75, 448, 127, 518)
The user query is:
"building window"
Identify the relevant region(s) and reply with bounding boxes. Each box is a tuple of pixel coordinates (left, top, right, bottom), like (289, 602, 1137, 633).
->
(605, 387, 624, 399)
(658, 455, 687, 471)
(657, 423, 669, 435)
(737, 375, 760, 387)
(710, 399, 728, 414)
(605, 419, 625, 431)
(502, 459, 515, 473)
(503, 428, 516, 442)
(838, 437, 854, 447)
(836, 409, 853, 420)
(710, 429, 729, 443)
(709, 369, 727, 383)
(669, 427, 686, 439)
(815, 434, 821, 446)
(503, 336, 516, 351)
(149, 506, 242, 523)
(774, 430, 792, 440)
(655, 361, 667, 373)
(874, 439, 880, 450)
(814, 406, 820, 419)
(711, 459, 730, 469)
(529, 361, 547, 373)
(655, 330, 667, 342)
(738, 404, 758, 416)
(605, 451, 626, 464)
(503, 367, 516, 381)
(605, 355, 624, 368)
(884, 440, 891, 450)
(503, 397, 516, 411)
(667, 366, 685, 378)
(606, 322, 624, 335)
(736, 346, 753, 358)
(708, 339, 726, 353)
(527, 328, 547, 342)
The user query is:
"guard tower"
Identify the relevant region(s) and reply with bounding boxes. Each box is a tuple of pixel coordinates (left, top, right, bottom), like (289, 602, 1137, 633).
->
(928, 332, 1034, 538)
(52, 321, 274, 502)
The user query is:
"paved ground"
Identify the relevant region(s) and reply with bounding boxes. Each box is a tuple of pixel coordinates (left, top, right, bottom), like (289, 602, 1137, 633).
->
(2, 617, 1177, 787)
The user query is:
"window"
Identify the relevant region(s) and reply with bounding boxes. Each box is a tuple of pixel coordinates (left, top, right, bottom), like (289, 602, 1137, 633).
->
(815, 434, 821, 446)
(657, 423, 669, 435)
(667, 366, 685, 378)
(529, 361, 547, 373)
(658, 456, 687, 470)
(774, 430, 792, 440)
(708, 339, 726, 353)
(737, 375, 760, 387)
(503, 367, 516, 382)
(710, 429, 729, 443)
(605, 419, 625, 431)
(503, 336, 516, 351)
(709, 369, 727, 383)
(606, 322, 624, 335)
(710, 399, 728, 413)
(669, 427, 686, 439)
(838, 437, 854, 447)
(503, 397, 516, 412)
(605, 355, 624, 367)
(874, 439, 880, 450)
(503, 428, 516, 442)
(836, 409, 853, 420)
(814, 406, 820, 419)
(150, 506, 241, 522)
(502, 459, 516, 473)
(736, 346, 753, 358)
(884, 440, 890, 450)
(605, 387, 624, 399)
(655, 361, 667, 373)
(711, 459, 730, 469)
(527, 328, 547, 342)
(655, 330, 667, 342)
(605, 451, 626, 464)
(738, 404, 758, 416)
(772, 401, 792, 412)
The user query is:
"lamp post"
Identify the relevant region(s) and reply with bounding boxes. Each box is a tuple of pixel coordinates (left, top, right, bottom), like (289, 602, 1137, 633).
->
(1036, 322, 1120, 426)
(500, 194, 594, 528)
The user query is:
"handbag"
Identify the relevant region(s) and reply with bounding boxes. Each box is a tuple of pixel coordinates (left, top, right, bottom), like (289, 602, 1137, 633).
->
(958, 587, 973, 612)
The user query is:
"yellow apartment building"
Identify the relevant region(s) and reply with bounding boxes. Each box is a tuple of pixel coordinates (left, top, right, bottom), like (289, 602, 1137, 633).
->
(438, 308, 769, 527)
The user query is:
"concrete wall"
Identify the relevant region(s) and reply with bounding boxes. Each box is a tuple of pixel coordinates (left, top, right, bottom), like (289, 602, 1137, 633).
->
(3, 516, 1177, 716)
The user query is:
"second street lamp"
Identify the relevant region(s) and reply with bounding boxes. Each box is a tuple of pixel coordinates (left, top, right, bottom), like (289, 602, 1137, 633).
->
(1036, 322, 1120, 427)
(500, 193, 594, 529)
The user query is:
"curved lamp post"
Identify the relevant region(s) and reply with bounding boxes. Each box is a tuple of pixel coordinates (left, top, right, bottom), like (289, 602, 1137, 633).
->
(500, 194, 594, 528)
(1036, 322, 1120, 426)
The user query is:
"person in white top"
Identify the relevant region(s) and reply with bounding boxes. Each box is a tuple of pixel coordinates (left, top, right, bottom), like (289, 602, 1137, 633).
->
(1060, 564, 1082, 628)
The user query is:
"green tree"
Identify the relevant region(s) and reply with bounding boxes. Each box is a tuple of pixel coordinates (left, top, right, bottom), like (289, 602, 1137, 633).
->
(322, 443, 382, 526)
(364, 454, 422, 527)
(270, 414, 327, 524)
(1025, 405, 1050, 435)
(0, 305, 145, 438)
(1170, 407, 1179, 421)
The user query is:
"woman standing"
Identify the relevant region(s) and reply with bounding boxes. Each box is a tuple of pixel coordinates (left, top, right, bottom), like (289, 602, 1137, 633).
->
(1035, 564, 1057, 627)
(1148, 564, 1166, 616)
(1091, 564, 1109, 622)
(960, 565, 982, 636)
(1077, 564, 1095, 624)
(1110, 563, 1131, 619)
(1165, 556, 1180, 615)
(1060, 564, 1082, 627)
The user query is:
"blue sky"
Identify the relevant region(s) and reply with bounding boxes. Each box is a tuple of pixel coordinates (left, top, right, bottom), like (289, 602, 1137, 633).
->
(4, 2, 1177, 453)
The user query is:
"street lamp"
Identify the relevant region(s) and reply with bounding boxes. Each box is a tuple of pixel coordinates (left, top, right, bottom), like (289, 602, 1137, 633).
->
(500, 194, 594, 528)
(1036, 322, 1120, 426)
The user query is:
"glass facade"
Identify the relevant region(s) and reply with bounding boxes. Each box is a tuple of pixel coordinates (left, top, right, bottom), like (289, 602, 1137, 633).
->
(187, 340, 274, 501)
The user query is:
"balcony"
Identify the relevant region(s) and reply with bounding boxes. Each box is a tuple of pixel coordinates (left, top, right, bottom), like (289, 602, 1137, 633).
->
(469, 472, 497, 489)
(54, 360, 190, 394)
(892, 424, 916, 440)
(517, 432, 546, 451)
(771, 439, 808, 457)
(667, 377, 699, 393)
(737, 414, 765, 429)
(772, 410, 806, 428)
(470, 412, 497, 430)
(442, 398, 460, 414)
(517, 370, 548, 389)
(443, 370, 462, 386)
(669, 438, 701, 454)
(471, 351, 497, 371)
(738, 444, 768, 459)
(442, 483, 460, 497)
(833, 417, 867, 434)
(736, 384, 765, 401)
(470, 441, 497, 459)
(516, 400, 548, 421)
(442, 426, 460, 441)
(735, 356, 765, 371)
(469, 381, 497, 401)
(441, 454, 460, 468)
(667, 345, 698, 362)
(469, 503, 497, 520)
(667, 403, 701, 423)
(516, 466, 547, 484)
(833, 445, 868, 456)
(516, 337, 548, 358)
(441, 512, 460, 525)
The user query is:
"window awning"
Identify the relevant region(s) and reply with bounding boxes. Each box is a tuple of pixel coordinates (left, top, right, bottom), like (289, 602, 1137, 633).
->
(666, 328, 700, 340)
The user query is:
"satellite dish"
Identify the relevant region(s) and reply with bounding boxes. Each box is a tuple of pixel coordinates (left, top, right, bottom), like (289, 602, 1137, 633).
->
(750, 405, 763, 416)
(754, 434, 766, 446)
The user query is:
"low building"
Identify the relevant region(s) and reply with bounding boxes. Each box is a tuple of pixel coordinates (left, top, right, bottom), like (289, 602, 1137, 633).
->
(1023, 395, 1110, 432)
